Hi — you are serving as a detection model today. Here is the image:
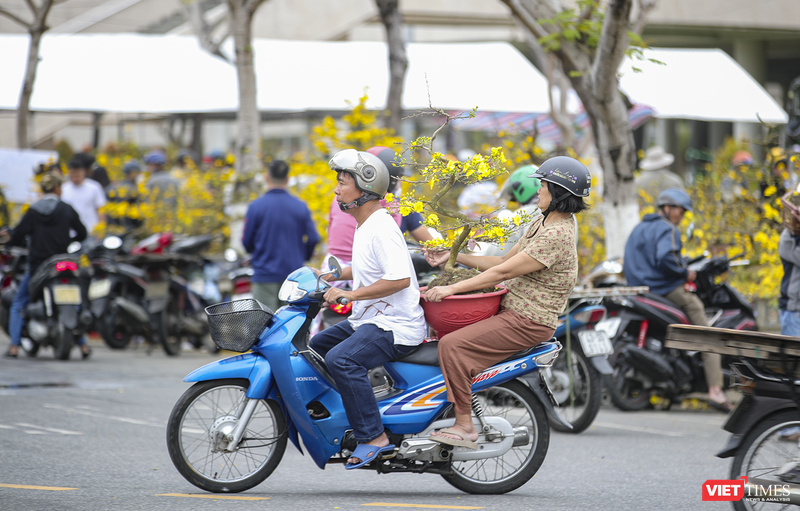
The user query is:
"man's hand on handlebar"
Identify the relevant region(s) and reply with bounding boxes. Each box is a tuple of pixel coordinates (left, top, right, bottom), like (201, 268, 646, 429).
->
(323, 286, 351, 306)
(0, 227, 10, 244)
(686, 270, 697, 282)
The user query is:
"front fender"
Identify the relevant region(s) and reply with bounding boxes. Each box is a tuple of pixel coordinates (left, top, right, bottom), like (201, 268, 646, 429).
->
(184, 352, 274, 399)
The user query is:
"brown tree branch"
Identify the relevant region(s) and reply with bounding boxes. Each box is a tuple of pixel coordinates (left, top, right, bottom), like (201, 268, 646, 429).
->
(590, 0, 633, 98)
(0, 7, 32, 28)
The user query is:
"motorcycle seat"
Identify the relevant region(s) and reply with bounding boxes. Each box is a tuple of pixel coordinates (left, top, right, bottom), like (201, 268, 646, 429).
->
(395, 341, 539, 367)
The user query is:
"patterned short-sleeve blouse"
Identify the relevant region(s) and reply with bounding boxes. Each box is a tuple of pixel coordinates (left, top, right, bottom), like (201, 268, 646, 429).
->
(501, 215, 578, 329)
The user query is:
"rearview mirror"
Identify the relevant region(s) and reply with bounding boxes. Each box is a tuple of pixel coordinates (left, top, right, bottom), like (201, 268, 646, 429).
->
(685, 222, 695, 242)
(328, 256, 343, 280)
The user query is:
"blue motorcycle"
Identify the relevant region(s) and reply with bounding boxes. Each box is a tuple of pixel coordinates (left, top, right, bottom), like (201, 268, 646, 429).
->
(166, 259, 568, 495)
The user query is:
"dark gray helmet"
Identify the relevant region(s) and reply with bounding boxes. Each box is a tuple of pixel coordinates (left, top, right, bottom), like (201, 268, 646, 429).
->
(657, 188, 693, 212)
(531, 156, 591, 197)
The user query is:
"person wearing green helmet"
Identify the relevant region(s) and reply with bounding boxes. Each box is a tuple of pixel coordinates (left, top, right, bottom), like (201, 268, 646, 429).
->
(505, 165, 542, 205)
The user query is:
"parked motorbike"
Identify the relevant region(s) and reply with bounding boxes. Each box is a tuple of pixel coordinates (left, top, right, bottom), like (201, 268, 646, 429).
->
(545, 297, 611, 433)
(0, 246, 27, 334)
(603, 253, 756, 411)
(11, 245, 93, 360)
(88, 235, 158, 350)
(167, 258, 569, 494)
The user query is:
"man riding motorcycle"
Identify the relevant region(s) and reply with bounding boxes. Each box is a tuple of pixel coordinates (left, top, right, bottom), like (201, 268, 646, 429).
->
(309, 149, 427, 469)
(623, 188, 731, 410)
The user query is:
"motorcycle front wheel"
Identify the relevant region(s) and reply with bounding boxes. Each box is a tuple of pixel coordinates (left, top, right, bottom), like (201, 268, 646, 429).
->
(546, 343, 602, 433)
(442, 380, 549, 494)
(166, 379, 287, 493)
(730, 410, 800, 511)
(606, 340, 651, 411)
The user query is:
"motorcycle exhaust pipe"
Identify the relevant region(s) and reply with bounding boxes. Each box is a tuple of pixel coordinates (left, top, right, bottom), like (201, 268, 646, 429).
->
(112, 296, 150, 324)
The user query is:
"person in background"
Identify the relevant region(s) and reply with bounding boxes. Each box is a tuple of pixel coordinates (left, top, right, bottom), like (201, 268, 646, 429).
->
(242, 160, 319, 312)
(106, 161, 143, 229)
(1, 174, 90, 359)
(779, 196, 800, 336)
(624, 188, 731, 411)
(325, 146, 434, 275)
(634, 146, 685, 209)
(62, 153, 107, 234)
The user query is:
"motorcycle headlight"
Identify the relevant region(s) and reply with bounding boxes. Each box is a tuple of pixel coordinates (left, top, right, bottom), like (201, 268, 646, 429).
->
(278, 280, 307, 302)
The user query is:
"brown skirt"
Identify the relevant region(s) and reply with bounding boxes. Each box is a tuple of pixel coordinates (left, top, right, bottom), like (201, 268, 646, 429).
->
(438, 307, 555, 414)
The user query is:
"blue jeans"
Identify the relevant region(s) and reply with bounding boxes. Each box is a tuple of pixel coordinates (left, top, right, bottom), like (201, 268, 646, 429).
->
(309, 321, 415, 443)
(781, 309, 800, 337)
(9, 273, 86, 348)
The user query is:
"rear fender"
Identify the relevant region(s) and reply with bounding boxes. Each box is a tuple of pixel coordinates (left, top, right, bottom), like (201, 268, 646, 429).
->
(590, 355, 614, 375)
(184, 352, 274, 399)
(57, 304, 79, 330)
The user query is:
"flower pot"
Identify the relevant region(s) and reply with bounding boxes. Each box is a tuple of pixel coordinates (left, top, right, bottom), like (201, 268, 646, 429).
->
(419, 286, 507, 338)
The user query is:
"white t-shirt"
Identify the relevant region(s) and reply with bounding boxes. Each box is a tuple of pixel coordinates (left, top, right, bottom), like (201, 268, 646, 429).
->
(62, 179, 107, 233)
(349, 209, 426, 346)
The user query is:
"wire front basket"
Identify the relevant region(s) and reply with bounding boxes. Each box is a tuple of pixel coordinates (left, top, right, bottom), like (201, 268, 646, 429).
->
(205, 299, 273, 352)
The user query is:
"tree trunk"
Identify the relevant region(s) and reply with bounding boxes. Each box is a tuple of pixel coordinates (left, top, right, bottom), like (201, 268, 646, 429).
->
(376, 0, 407, 133)
(8, 0, 55, 149)
(505, 0, 642, 259)
(227, 0, 261, 174)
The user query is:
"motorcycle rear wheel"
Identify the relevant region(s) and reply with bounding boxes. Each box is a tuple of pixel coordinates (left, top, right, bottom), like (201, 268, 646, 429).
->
(166, 379, 287, 493)
(607, 341, 651, 411)
(442, 380, 549, 494)
(730, 410, 800, 511)
(98, 313, 132, 350)
(155, 302, 181, 357)
(54, 323, 74, 361)
(547, 344, 602, 433)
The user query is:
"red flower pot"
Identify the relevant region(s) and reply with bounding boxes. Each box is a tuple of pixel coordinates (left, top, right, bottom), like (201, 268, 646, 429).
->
(419, 286, 507, 338)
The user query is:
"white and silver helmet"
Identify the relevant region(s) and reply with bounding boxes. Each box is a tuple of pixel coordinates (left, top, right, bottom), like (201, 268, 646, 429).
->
(329, 149, 390, 198)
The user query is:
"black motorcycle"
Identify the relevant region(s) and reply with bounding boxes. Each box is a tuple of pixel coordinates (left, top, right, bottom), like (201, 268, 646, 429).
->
(88, 235, 159, 350)
(666, 324, 800, 510)
(13, 248, 93, 360)
(603, 253, 756, 411)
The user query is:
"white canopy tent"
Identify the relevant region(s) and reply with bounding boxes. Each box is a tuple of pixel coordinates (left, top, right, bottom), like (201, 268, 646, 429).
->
(0, 34, 553, 114)
(619, 47, 787, 124)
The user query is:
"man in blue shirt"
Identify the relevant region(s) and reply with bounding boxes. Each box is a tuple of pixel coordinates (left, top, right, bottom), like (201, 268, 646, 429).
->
(243, 160, 320, 312)
(624, 188, 730, 410)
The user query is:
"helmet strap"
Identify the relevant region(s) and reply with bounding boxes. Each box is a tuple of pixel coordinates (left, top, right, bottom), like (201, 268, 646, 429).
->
(542, 186, 569, 219)
(339, 192, 379, 211)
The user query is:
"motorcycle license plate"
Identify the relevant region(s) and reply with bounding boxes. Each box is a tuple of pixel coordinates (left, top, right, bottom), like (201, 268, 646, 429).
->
(577, 330, 614, 357)
(88, 279, 112, 300)
(145, 281, 169, 299)
(53, 285, 81, 305)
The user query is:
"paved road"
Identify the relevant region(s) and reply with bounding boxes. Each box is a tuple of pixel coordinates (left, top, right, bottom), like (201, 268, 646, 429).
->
(1, 336, 733, 511)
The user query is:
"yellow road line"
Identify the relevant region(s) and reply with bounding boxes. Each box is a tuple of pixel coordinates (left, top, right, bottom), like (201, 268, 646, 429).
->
(363, 504, 484, 510)
(157, 493, 269, 500)
(0, 484, 78, 491)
